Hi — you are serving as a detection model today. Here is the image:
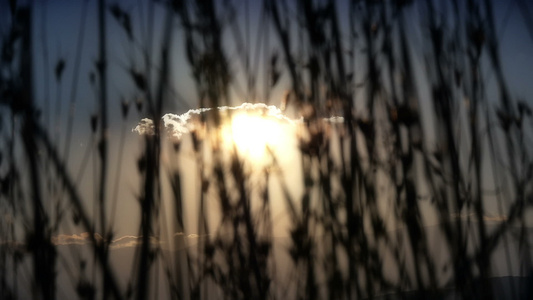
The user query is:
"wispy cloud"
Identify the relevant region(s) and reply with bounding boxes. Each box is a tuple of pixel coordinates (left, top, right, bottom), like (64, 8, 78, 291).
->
(450, 212, 508, 222)
(47, 232, 204, 250)
(483, 215, 508, 222)
(52, 232, 104, 246)
(108, 235, 161, 250)
(133, 102, 304, 139)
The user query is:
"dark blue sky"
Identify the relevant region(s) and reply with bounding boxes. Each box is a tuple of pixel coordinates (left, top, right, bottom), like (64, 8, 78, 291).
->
(19, 0, 533, 122)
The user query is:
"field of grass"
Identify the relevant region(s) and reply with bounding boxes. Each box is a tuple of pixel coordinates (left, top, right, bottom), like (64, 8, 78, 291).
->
(1, 0, 532, 299)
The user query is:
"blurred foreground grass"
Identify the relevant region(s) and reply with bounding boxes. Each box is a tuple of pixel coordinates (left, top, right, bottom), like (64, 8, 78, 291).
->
(1, 0, 533, 299)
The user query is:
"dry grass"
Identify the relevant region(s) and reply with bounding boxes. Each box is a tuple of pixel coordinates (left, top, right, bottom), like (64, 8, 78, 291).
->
(0, 0, 532, 299)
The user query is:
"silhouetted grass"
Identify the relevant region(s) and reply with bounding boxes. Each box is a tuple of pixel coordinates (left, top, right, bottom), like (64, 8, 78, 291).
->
(1, 0, 532, 299)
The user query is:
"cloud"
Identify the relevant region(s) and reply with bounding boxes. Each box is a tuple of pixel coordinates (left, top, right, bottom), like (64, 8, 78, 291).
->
(450, 212, 508, 222)
(52, 232, 104, 246)
(132, 118, 155, 136)
(161, 107, 212, 138)
(0, 240, 24, 249)
(323, 116, 344, 123)
(133, 102, 298, 139)
(108, 235, 161, 250)
(48, 232, 204, 250)
(483, 215, 508, 222)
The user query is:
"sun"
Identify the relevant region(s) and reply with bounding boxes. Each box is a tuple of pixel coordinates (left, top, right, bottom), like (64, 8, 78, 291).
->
(224, 113, 288, 161)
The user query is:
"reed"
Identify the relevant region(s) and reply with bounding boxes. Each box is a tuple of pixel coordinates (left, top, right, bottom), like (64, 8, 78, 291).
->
(0, 0, 532, 299)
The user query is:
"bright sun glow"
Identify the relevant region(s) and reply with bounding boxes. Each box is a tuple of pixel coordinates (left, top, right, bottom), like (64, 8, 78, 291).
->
(225, 113, 287, 161)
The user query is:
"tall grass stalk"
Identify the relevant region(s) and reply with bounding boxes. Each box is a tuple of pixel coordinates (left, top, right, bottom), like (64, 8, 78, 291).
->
(0, 0, 532, 299)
